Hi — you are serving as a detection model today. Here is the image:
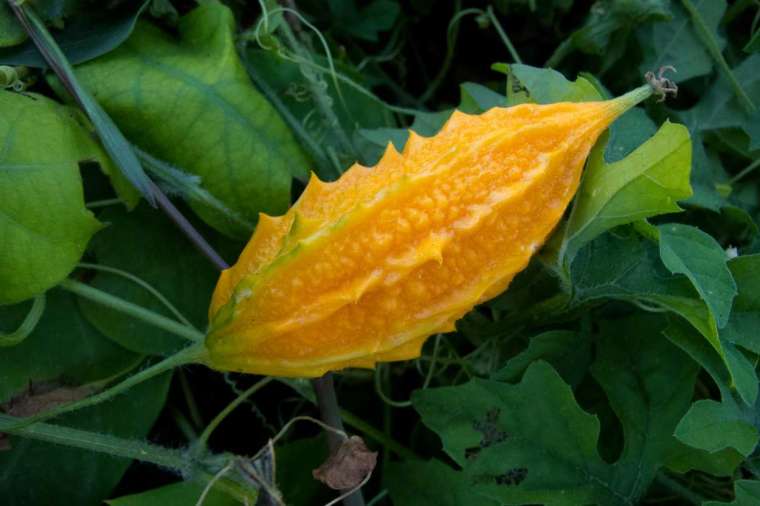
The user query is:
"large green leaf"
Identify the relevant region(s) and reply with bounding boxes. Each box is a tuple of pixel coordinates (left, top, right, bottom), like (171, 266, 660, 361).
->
(658, 223, 737, 328)
(79, 204, 227, 355)
(413, 315, 697, 506)
(589, 315, 699, 500)
(559, 121, 692, 269)
(491, 330, 591, 387)
(636, 0, 726, 82)
(66, 0, 309, 237)
(0, 91, 104, 305)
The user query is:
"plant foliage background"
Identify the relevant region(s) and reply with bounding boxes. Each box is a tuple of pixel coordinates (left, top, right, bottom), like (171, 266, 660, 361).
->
(1, 0, 760, 504)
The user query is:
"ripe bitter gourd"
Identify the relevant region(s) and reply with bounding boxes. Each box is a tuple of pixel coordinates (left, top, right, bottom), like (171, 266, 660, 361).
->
(205, 85, 654, 377)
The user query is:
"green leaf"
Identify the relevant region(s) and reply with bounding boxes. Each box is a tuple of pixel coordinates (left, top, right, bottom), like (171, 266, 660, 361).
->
(722, 255, 760, 354)
(79, 204, 226, 355)
(108, 480, 238, 506)
(746, 29, 760, 53)
(683, 54, 760, 150)
(66, 0, 309, 237)
(414, 317, 696, 506)
(704, 480, 760, 506)
(688, 139, 726, 211)
(276, 435, 331, 506)
(458, 82, 506, 113)
(0, 3, 26, 47)
(665, 439, 744, 477)
(0, 1, 149, 66)
(636, 0, 726, 82)
(576, 0, 671, 53)
(680, 0, 756, 113)
(507, 63, 602, 103)
(658, 223, 737, 328)
(328, 0, 400, 42)
(0, 288, 140, 402)
(664, 317, 759, 461)
(571, 230, 720, 354)
(675, 399, 758, 456)
(553, 0, 671, 70)
(604, 107, 657, 163)
(491, 330, 591, 387)
(560, 121, 692, 268)
(387, 459, 495, 506)
(414, 362, 608, 505)
(0, 91, 103, 305)
(590, 314, 699, 498)
(0, 372, 171, 505)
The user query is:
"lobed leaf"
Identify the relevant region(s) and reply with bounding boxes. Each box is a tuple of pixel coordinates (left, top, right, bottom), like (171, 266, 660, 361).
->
(413, 314, 697, 506)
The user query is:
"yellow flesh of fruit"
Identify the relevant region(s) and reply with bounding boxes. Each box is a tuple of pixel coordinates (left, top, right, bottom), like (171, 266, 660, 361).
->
(206, 93, 645, 377)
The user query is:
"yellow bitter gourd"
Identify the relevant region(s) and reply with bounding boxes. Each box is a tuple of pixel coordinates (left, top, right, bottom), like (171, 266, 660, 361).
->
(205, 85, 653, 377)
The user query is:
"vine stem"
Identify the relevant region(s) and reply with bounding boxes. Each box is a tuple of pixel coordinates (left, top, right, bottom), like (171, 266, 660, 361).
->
(0, 414, 257, 503)
(486, 6, 523, 65)
(59, 278, 204, 343)
(312, 373, 366, 506)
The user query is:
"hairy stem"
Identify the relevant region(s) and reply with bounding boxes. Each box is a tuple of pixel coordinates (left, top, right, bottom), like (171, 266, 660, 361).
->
(153, 184, 230, 271)
(0, 413, 257, 503)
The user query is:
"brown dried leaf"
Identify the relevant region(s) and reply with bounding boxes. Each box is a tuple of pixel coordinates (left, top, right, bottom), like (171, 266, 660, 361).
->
(312, 436, 377, 490)
(2, 383, 94, 417)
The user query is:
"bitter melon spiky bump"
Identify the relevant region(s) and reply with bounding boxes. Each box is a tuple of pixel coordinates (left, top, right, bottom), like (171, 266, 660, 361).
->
(205, 85, 652, 377)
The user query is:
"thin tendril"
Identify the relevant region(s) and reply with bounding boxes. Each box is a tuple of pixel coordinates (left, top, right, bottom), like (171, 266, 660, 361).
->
(77, 262, 195, 328)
